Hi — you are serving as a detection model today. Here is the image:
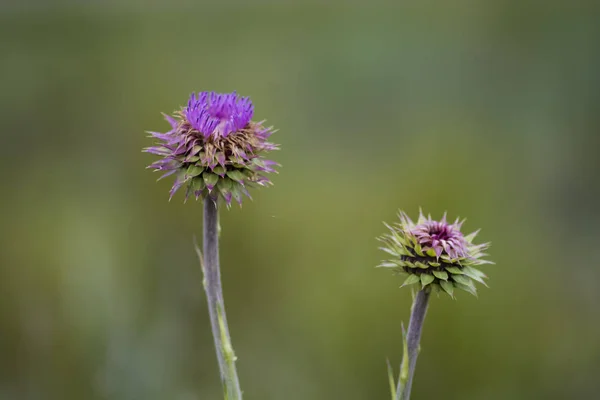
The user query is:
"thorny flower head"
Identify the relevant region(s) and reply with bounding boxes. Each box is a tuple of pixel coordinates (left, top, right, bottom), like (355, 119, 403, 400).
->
(378, 210, 493, 298)
(144, 91, 279, 206)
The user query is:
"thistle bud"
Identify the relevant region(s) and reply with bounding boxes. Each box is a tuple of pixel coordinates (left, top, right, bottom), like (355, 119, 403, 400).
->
(378, 210, 492, 297)
(144, 91, 279, 206)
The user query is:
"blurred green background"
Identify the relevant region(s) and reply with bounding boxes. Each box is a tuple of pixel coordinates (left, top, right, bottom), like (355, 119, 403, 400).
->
(1, 1, 599, 399)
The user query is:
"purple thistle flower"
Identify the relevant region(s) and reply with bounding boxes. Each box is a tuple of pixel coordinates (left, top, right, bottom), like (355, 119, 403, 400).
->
(378, 209, 493, 298)
(144, 91, 280, 206)
(409, 213, 468, 260)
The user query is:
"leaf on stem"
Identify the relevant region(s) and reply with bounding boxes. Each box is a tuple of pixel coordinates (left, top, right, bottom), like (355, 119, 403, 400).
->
(387, 359, 397, 400)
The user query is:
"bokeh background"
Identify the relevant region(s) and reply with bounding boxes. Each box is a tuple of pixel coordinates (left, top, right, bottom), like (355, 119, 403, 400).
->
(2, 1, 600, 399)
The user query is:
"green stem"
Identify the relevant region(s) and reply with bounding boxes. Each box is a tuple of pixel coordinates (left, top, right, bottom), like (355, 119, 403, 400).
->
(202, 199, 242, 399)
(396, 289, 430, 400)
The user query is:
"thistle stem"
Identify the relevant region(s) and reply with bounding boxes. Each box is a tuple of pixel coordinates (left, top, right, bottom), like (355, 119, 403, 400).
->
(202, 199, 242, 399)
(396, 289, 431, 400)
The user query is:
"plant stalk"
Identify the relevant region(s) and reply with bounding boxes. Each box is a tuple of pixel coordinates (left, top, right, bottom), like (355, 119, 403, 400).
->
(396, 289, 431, 400)
(202, 199, 242, 399)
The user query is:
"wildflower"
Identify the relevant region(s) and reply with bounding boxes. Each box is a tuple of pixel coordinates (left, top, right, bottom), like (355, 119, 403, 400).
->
(378, 210, 492, 297)
(144, 91, 279, 206)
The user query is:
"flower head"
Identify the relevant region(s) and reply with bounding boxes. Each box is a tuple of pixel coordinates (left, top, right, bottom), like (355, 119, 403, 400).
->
(378, 209, 493, 298)
(144, 91, 279, 206)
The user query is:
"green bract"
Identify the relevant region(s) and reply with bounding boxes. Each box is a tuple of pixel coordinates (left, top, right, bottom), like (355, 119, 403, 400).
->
(378, 210, 493, 298)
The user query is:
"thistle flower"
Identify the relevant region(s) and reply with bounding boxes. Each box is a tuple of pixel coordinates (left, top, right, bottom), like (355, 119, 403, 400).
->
(378, 210, 492, 298)
(144, 91, 279, 206)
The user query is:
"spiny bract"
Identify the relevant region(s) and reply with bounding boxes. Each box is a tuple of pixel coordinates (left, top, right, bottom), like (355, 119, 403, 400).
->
(144, 91, 279, 206)
(378, 210, 493, 298)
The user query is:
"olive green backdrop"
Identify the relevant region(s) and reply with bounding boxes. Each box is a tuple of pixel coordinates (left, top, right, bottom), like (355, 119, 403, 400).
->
(1, 1, 599, 399)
